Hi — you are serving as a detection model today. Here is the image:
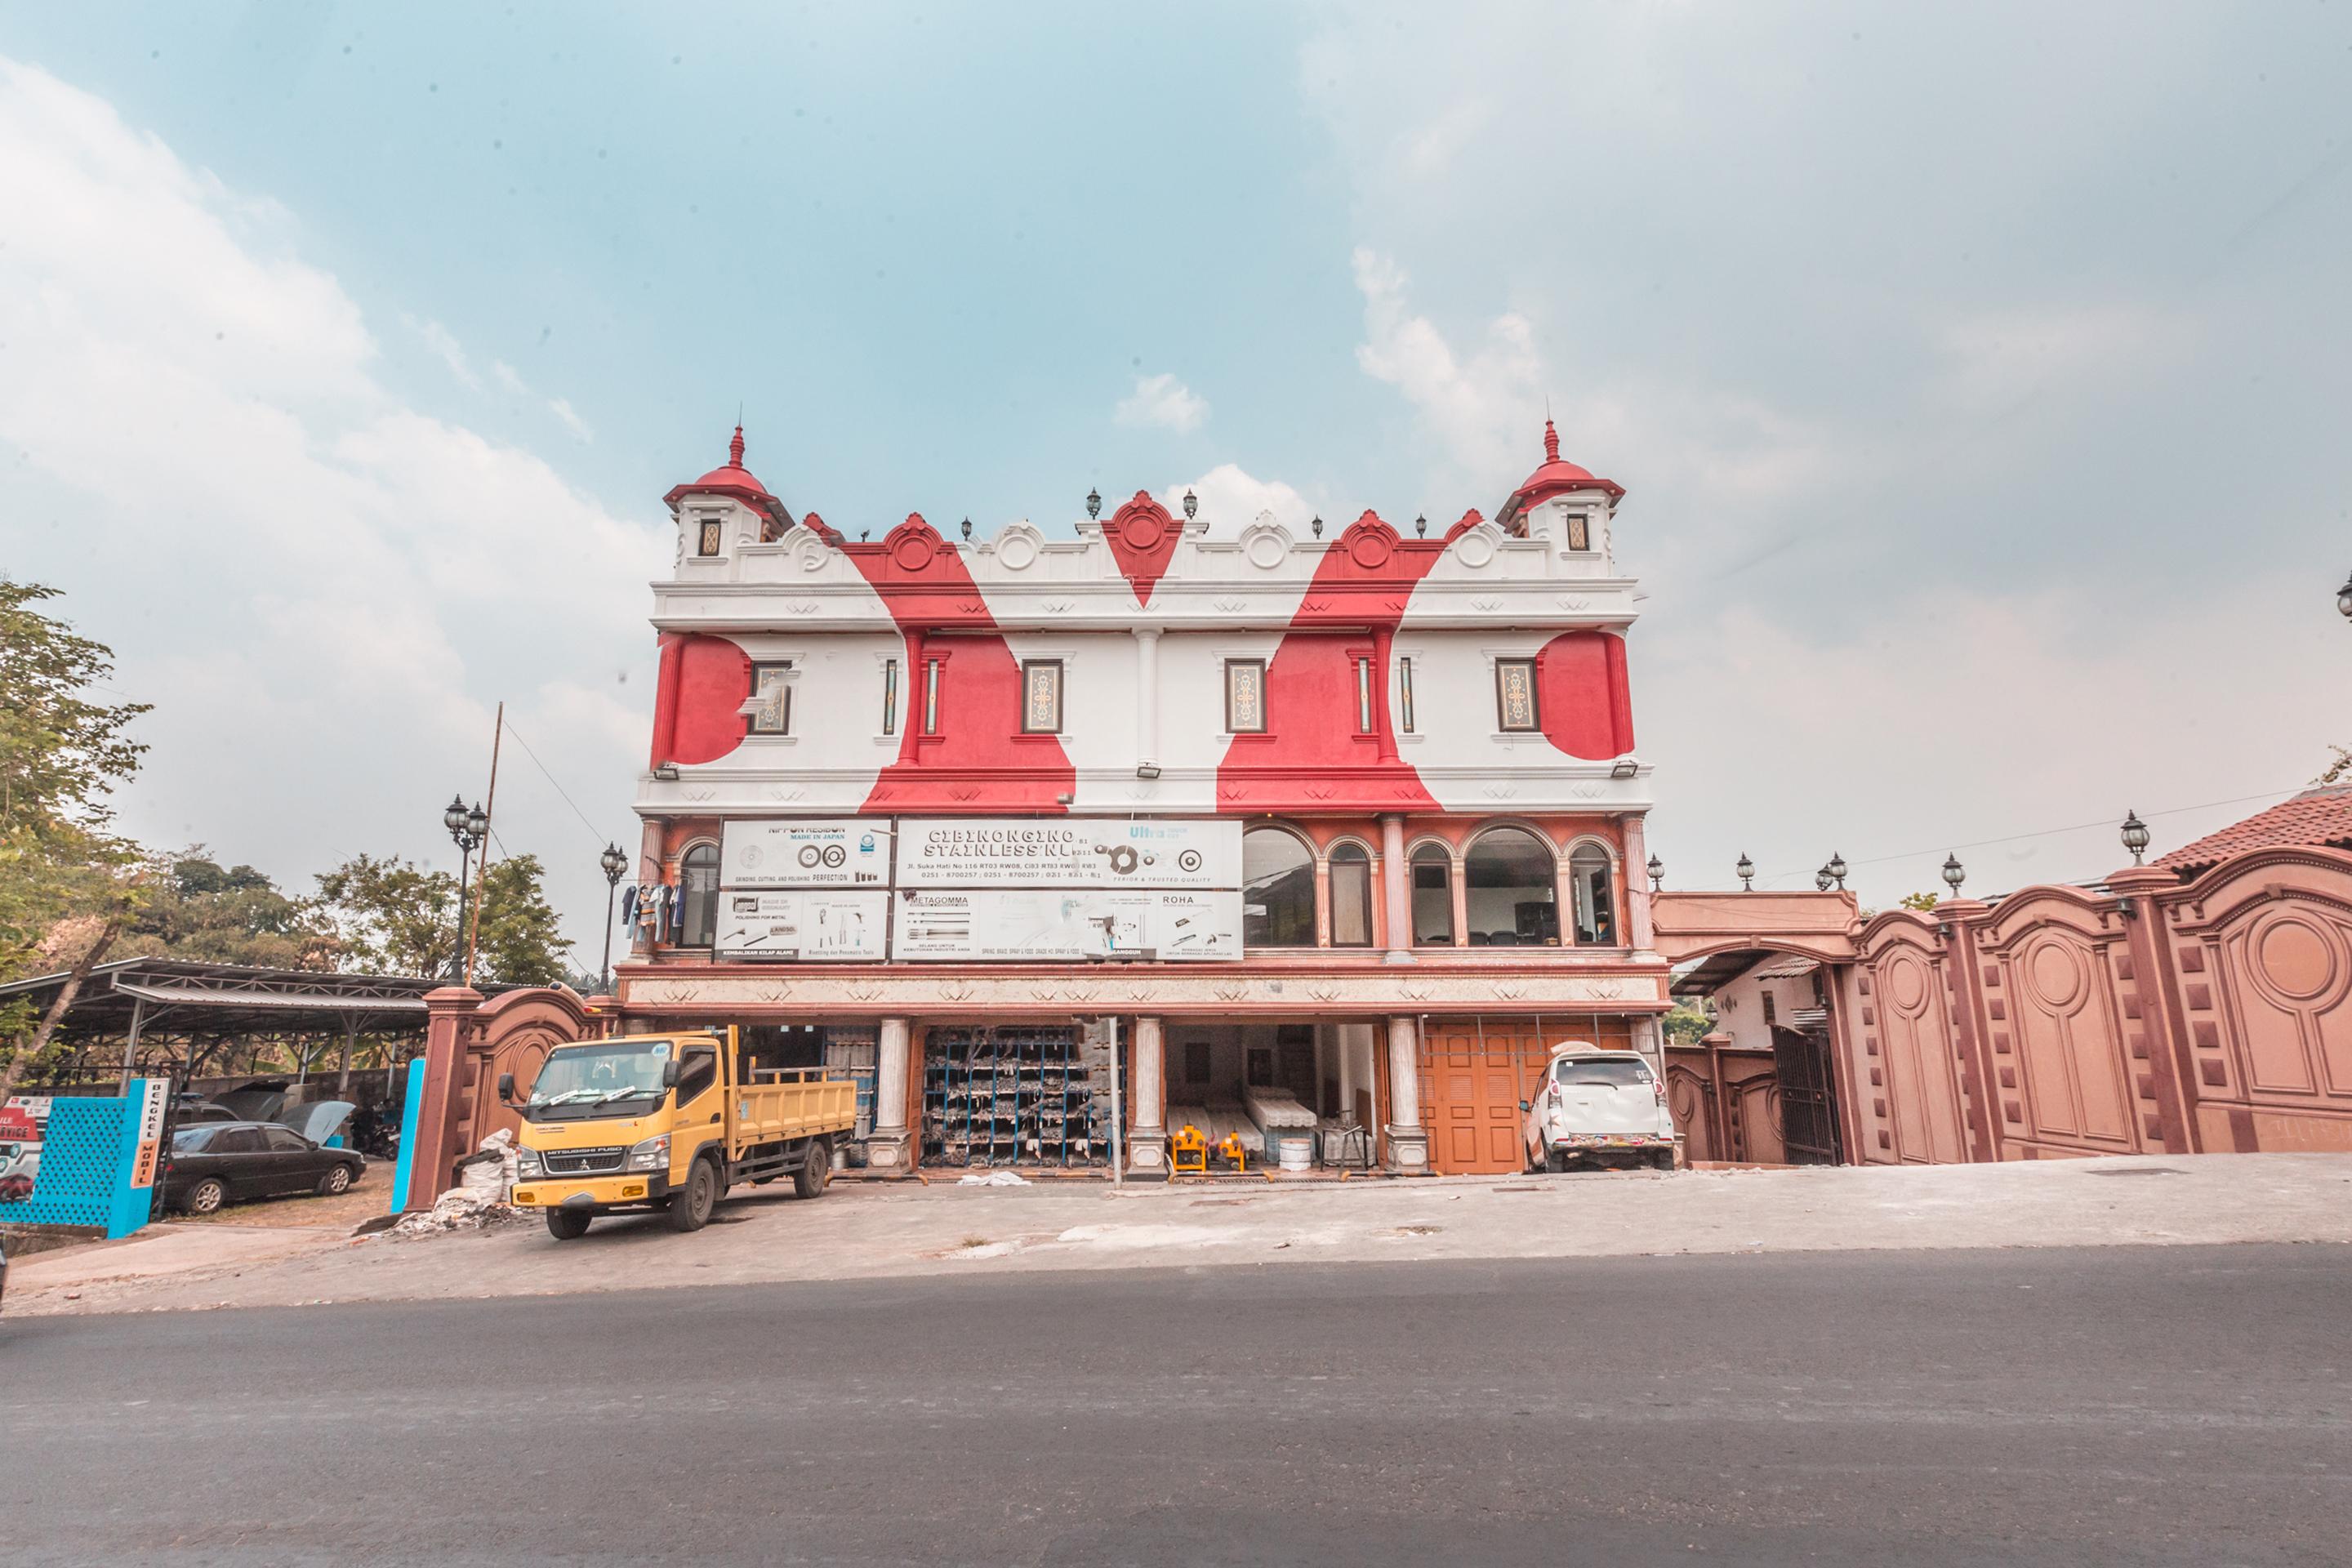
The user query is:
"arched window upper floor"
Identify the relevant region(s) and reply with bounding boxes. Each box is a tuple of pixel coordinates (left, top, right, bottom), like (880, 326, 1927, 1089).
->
(1242, 826, 1316, 948)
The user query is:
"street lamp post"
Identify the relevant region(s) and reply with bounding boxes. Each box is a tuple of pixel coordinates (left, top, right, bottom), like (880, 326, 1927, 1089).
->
(1735, 853, 1754, 892)
(599, 842, 630, 993)
(1827, 852, 1848, 891)
(2336, 568, 2352, 624)
(443, 795, 488, 982)
(1941, 853, 1966, 897)
(1646, 853, 1664, 893)
(2120, 809, 2152, 866)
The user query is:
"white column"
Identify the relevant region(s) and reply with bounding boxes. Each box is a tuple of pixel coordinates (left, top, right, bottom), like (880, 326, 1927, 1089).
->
(1381, 813, 1414, 964)
(1134, 627, 1161, 770)
(867, 1016, 913, 1169)
(1129, 1016, 1167, 1172)
(1384, 1014, 1430, 1170)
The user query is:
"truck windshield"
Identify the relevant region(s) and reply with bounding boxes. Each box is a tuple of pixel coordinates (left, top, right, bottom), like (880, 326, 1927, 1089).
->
(525, 1041, 677, 1120)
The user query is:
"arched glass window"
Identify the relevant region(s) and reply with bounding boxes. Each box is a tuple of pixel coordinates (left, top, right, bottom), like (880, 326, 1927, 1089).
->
(679, 844, 721, 949)
(1410, 844, 1455, 947)
(1463, 827, 1557, 947)
(1570, 844, 1617, 946)
(1242, 827, 1316, 949)
(1330, 842, 1374, 947)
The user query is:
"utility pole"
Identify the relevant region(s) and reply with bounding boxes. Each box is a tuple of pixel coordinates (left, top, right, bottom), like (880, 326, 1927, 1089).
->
(464, 702, 504, 988)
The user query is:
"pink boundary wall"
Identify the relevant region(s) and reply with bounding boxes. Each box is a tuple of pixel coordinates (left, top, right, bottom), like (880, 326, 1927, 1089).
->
(1839, 846, 2352, 1162)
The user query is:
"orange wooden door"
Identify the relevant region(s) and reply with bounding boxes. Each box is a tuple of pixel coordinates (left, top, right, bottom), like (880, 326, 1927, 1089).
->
(1419, 1018, 1544, 1174)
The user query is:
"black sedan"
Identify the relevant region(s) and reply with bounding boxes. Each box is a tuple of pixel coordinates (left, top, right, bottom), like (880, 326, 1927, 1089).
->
(162, 1120, 367, 1214)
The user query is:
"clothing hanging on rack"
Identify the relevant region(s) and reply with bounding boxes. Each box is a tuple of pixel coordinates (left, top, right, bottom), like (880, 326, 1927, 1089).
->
(618, 883, 639, 933)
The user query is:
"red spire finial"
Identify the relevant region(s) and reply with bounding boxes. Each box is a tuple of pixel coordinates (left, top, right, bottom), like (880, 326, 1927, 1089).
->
(1543, 419, 1560, 463)
(728, 424, 746, 470)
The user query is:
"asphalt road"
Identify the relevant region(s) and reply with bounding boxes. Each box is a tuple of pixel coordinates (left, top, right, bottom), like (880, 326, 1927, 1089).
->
(2, 1245, 2345, 1566)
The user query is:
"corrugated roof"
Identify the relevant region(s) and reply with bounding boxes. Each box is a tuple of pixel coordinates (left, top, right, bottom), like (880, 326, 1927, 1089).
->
(1748, 954, 1820, 981)
(2153, 785, 2352, 875)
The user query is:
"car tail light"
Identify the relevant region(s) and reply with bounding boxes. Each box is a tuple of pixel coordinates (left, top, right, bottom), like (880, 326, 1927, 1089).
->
(1652, 1076, 1667, 1106)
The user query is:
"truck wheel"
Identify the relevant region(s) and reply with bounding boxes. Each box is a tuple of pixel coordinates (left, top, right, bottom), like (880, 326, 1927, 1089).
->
(1650, 1148, 1677, 1172)
(1544, 1147, 1567, 1174)
(185, 1177, 227, 1215)
(667, 1156, 719, 1232)
(546, 1208, 591, 1240)
(793, 1137, 831, 1200)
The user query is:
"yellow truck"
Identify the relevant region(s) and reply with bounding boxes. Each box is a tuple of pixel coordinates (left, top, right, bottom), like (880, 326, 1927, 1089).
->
(501, 1027, 857, 1240)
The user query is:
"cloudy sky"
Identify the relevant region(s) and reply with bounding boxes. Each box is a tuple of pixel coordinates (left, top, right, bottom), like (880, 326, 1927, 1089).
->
(2, 3, 2346, 964)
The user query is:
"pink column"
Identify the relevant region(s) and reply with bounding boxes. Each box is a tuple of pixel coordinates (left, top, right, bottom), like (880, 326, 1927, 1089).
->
(1380, 813, 1414, 964)
(1622, 815, 1655, 950)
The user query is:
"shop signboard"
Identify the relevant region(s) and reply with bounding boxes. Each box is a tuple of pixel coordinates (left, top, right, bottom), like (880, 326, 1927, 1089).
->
(889, 888, 1243, 962)
(715, 889, 890, 961)
(720, 819, 892, 889)
(0, 1095, 50, 1203)
(894, 818, 1241, 891)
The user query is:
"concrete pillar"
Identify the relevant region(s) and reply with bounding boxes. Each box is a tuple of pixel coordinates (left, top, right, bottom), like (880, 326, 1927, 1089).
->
(1313, 855, 1333, 947)
(401, 987, 483, 1211)
(866, 1016, 914, 1170)
(1134, 627, 1160, 769)
(1552, 853, 1578, 948)
(1383, 1014, 1430, 1171)
(1932, 899, 2003, 1163)
(2107, 866, 2203, 1154)
(1622, 814, 1656, 951)
(1128, 1016, 1167, 1174)
(1448, 853, 1471, 949)
(1380, 813, 1414, 964)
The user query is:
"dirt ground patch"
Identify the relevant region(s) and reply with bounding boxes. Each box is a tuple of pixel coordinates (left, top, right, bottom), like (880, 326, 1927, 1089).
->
(173, 1165, 386, 1232)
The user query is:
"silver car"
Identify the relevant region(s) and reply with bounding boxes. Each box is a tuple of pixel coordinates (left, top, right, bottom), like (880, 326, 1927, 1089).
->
(1522, 1045, 1678, 1172)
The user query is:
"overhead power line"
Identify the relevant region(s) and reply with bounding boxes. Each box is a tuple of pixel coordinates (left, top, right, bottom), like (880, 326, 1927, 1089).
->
(497, 715, 617, 852)
(1757, 782, 2310, 887)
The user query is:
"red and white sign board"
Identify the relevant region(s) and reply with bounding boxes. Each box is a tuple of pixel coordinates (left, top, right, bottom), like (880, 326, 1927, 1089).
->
(129, 1078, 168, 1189)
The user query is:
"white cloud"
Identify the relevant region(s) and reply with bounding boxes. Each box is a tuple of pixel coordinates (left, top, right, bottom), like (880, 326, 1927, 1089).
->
(547, 398, 593, 445)
(1158, 463, 1317, 537)
(1352, 247, 1539, 486)
(1114, 372, 1209, 434)
(403, 314, 480, 391)
(1638, 574, 2337, 909)
(0, 56, 653, 952)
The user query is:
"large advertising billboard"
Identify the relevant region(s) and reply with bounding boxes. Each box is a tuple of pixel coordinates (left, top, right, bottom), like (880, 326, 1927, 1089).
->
(720, 819, 893, 889)
(889, 888, 1243, 962)
(715, 889, 890, 961)
(893, 818, 1241, 890)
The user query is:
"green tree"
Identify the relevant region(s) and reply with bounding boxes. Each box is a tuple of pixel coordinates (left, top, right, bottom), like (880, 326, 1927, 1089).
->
(1662, 1000, 1717, 1046)
(1898, 891, 1941, 913)
(120, 851, 341, 970)
(0, 582, 151, 1092)
(318, 851, 571, 984)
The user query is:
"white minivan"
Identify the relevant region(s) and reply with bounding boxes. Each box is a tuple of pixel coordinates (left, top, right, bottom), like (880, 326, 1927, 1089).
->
(1521, 1045, 1678, 1172)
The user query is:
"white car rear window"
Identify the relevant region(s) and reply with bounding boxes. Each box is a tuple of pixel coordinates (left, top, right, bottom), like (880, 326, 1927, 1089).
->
(1557, 1058, 1650, 1087)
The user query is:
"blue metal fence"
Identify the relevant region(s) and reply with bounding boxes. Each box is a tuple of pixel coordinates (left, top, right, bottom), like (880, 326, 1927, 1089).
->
(0, 1080, 165, 1238)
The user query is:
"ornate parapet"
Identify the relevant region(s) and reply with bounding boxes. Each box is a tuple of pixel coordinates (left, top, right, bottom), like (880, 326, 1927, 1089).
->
(617, 964, 1668, 1018)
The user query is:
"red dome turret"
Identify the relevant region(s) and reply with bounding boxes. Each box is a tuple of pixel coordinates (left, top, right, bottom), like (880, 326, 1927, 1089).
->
(663, 423, 784, 514)
(1503, 420, 1624, 519)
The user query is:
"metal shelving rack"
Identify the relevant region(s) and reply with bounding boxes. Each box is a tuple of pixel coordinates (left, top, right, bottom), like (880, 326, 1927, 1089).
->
(920, 1025, 1102, 1169)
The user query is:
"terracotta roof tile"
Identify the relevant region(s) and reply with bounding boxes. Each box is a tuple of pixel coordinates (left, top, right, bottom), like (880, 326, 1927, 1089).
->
(2153, 784, 2352, 875)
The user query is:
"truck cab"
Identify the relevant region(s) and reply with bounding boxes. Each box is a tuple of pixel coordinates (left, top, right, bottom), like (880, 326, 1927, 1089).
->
(504, 1028, 857, 1239)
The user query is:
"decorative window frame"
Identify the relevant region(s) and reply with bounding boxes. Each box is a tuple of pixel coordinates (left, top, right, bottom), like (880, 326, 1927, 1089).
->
(746, 660, 796, 738)
(1013, 648, 1076, 741)
(1223, 657, 1269, 736)
(1493, 656, 1541, 733)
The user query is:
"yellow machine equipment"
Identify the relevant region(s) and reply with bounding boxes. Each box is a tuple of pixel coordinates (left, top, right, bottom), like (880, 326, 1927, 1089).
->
(502, 1027, 858, 1240)
(1215, 1132, 1250, 1173)
(1169, 1124, 1208, 1177)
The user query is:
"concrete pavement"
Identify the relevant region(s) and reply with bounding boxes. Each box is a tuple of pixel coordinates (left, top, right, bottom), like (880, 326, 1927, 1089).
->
(9, 1150, 2350, 1317)
(2, 1245, 2345, 1565)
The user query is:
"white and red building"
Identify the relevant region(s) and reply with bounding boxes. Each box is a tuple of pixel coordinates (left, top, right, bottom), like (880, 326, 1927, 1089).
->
(611, 423, 1670, 1176)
